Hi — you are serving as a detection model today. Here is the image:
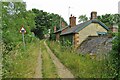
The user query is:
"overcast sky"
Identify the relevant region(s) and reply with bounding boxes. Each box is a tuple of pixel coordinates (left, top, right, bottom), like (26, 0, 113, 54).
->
(23, 0, 120, 24)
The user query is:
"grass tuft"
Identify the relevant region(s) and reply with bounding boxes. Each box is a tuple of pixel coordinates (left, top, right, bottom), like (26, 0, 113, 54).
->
(47, 40, 115, 78)
(3, 39, 40, 78)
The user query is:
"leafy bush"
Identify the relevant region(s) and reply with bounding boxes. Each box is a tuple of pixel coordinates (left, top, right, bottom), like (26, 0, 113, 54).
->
(2, 2, 39, 78)
(2, 38, 40, 78)
(47, 40, 116, 78)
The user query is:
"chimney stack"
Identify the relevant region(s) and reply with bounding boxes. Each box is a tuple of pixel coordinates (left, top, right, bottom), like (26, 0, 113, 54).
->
(69, 14, 76, 27)
(90, 11, 97, 20)
(54, 26, 56, 32)
(62, 22, 65, 27)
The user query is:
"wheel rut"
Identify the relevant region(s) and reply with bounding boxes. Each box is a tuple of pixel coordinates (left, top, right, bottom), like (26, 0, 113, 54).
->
(33, 48, 42, 78)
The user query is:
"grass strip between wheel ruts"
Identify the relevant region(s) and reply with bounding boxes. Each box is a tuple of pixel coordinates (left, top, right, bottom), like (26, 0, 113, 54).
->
(40, 40, 58, 78)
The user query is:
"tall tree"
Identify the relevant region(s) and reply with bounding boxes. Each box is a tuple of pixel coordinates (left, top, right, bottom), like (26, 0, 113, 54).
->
(32, 9, 67, 39)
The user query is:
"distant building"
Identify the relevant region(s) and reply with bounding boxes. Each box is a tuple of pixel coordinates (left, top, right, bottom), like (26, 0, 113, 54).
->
(118, 1, 120, 14)
(54, 11, 109, 48)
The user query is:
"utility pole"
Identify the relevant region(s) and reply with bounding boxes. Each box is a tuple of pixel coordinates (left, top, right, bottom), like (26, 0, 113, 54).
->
(60, 15, 61, 29)
(68, 6, 70, 25)
(118, 1, 120, 14)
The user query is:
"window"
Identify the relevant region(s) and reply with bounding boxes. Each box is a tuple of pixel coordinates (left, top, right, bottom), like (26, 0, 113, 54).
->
(97, 32, 107, 36)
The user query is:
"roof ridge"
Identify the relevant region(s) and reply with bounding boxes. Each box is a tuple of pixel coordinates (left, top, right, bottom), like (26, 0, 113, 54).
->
(60, 19, 109, 35)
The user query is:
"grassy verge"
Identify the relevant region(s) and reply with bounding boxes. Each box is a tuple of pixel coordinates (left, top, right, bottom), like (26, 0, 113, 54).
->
(40, 40, 58, 78)
(3, 38, 40, 78)
(47, 40, 115, 78)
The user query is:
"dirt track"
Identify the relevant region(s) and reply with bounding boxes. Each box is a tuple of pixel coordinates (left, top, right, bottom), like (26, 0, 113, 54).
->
(34, 40, 74, 78)
(44, 41, 74, 78)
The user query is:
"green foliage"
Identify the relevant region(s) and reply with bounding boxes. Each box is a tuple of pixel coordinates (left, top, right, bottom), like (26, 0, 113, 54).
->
(32, 9, 68, 39)
(2, 2, 36, 50)
(2, 2, 38, 78)
(2, 2, 67, 78)
(97, 14, 120, 27)
(78, 15, 88, 23)
(78, 13, 120, 28)
(2, 1, 67, 78)
(3, 38, 40, 78)
(109, 23, 120, 79)
(61, 39, 73, 49)
(47, 40, 116, 78)
(60, 35, 73, 48)
(49, 33, 56, 40)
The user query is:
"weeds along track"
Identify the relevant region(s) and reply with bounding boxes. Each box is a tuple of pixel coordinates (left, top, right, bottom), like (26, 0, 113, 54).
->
(44, 40, 74, 78)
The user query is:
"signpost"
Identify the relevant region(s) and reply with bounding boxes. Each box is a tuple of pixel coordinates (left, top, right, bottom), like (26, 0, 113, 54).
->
(20, 26, 26, 48)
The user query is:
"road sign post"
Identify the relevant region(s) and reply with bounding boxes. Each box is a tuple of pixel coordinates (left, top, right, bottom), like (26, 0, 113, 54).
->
(20, 26, 26, 49)
(22, 32, 25, 48)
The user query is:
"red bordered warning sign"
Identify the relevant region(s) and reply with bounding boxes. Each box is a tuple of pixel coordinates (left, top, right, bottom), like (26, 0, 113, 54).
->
(20, 26, 26, 33)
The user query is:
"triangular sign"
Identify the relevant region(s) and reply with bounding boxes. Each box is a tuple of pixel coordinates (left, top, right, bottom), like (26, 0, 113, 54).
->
(20, 26, 26, 33)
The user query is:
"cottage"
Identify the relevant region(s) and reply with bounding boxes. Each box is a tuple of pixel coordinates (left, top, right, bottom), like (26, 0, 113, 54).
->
(54, 11, 109, 48)
(54, 26, 68, 41)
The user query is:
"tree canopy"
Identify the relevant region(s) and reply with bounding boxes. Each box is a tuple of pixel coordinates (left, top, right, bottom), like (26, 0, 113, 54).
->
(31, 8, 68, 39)
(2, 2, 36, 51)
(78, 14, 120, 27)
(78, 15, 88, 23)
(97, 14, 120, 27)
